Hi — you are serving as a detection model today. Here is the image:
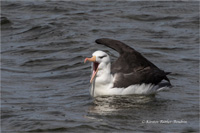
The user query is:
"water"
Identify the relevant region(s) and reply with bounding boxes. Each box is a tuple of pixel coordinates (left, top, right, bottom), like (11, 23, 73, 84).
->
(1, 1, 199, 132)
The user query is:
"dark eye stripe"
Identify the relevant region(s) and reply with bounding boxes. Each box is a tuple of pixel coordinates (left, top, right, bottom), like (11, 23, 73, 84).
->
(99, 55, 107, 59)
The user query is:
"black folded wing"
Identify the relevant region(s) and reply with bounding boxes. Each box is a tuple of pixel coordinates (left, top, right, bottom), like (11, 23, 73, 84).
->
(95, 38, 170, 87)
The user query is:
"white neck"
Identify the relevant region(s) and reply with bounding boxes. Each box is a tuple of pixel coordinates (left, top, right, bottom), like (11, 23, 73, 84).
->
(90, 62, 113, 97)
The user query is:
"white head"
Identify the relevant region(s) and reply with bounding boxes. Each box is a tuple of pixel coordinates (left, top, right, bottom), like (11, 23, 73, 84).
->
(92, 51, 110, 65)
(84, 50, 111, 83)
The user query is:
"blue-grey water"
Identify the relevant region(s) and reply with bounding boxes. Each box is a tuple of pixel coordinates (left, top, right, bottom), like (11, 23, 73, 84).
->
(1, 1, 199, 132)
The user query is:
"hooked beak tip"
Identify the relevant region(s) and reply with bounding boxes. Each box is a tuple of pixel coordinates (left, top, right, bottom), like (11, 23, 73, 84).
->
(84, 56, 96, 63)
(84, 58, 88, 63)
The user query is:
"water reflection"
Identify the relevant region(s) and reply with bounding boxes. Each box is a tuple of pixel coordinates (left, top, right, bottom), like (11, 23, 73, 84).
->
(88, 95, 157, 115)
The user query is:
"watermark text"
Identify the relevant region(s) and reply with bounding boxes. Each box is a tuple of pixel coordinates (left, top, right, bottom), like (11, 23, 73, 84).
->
(142, 120, 188, 124)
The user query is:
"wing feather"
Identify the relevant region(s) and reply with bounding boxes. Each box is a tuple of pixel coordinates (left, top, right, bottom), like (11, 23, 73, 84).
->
(95, 38, 171, 87)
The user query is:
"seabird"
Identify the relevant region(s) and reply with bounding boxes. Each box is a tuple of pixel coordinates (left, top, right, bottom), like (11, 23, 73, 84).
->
(84, 38, 171, 97)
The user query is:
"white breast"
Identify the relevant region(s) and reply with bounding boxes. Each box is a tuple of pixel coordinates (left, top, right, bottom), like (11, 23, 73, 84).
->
(90, 81, 170, 97)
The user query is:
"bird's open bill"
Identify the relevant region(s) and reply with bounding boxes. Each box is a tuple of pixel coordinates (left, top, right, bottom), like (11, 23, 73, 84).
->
(84, 56, 99, 83)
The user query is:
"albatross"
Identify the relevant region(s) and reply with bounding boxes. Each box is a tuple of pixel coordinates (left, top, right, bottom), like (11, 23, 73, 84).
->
(84, 38, 172, 97)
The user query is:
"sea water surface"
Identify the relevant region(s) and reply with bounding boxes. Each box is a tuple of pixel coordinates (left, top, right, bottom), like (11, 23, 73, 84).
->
(1, 1, 199, 132)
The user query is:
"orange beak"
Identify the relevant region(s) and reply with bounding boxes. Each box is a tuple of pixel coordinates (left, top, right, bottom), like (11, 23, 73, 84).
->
(84, 56, 96, 63)
(84, 56, 99, 83)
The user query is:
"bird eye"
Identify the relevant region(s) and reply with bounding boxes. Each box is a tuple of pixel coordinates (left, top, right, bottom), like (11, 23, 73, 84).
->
(99, 55, 107, 59)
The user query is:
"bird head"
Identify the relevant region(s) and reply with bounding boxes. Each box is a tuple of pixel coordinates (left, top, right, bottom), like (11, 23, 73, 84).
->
(84, 51, 110, 83)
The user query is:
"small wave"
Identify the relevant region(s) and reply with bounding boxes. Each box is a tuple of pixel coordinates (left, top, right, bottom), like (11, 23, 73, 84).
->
(181, 57, 199, 63)
(29, 127, 69, 132)
(11, 49, 63, 55)
(1, 68, 29, 74)
(169, 72, 186, 77)
(21, 58, 65, 66)
(90, 9, 104, 13)
(17, 25, 52, 34)
(148, 46, 190, 51)
(181, 127, 198, 133)
(39, 69, 88, 79)
(36, 41, 80, 48)
(1, 17, 12, 25)
(121, 14, 180, 21)
(171, 21, 198, 29)
(1, 114, 18, 119)
(64, 46, 88, 53)
(29, 125, 96, 132)
(46, 62, 83, 72)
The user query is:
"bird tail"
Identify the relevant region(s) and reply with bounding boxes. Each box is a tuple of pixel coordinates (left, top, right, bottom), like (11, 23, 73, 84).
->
(164, 72, 172, 86)
(155, 80, 172, 92)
